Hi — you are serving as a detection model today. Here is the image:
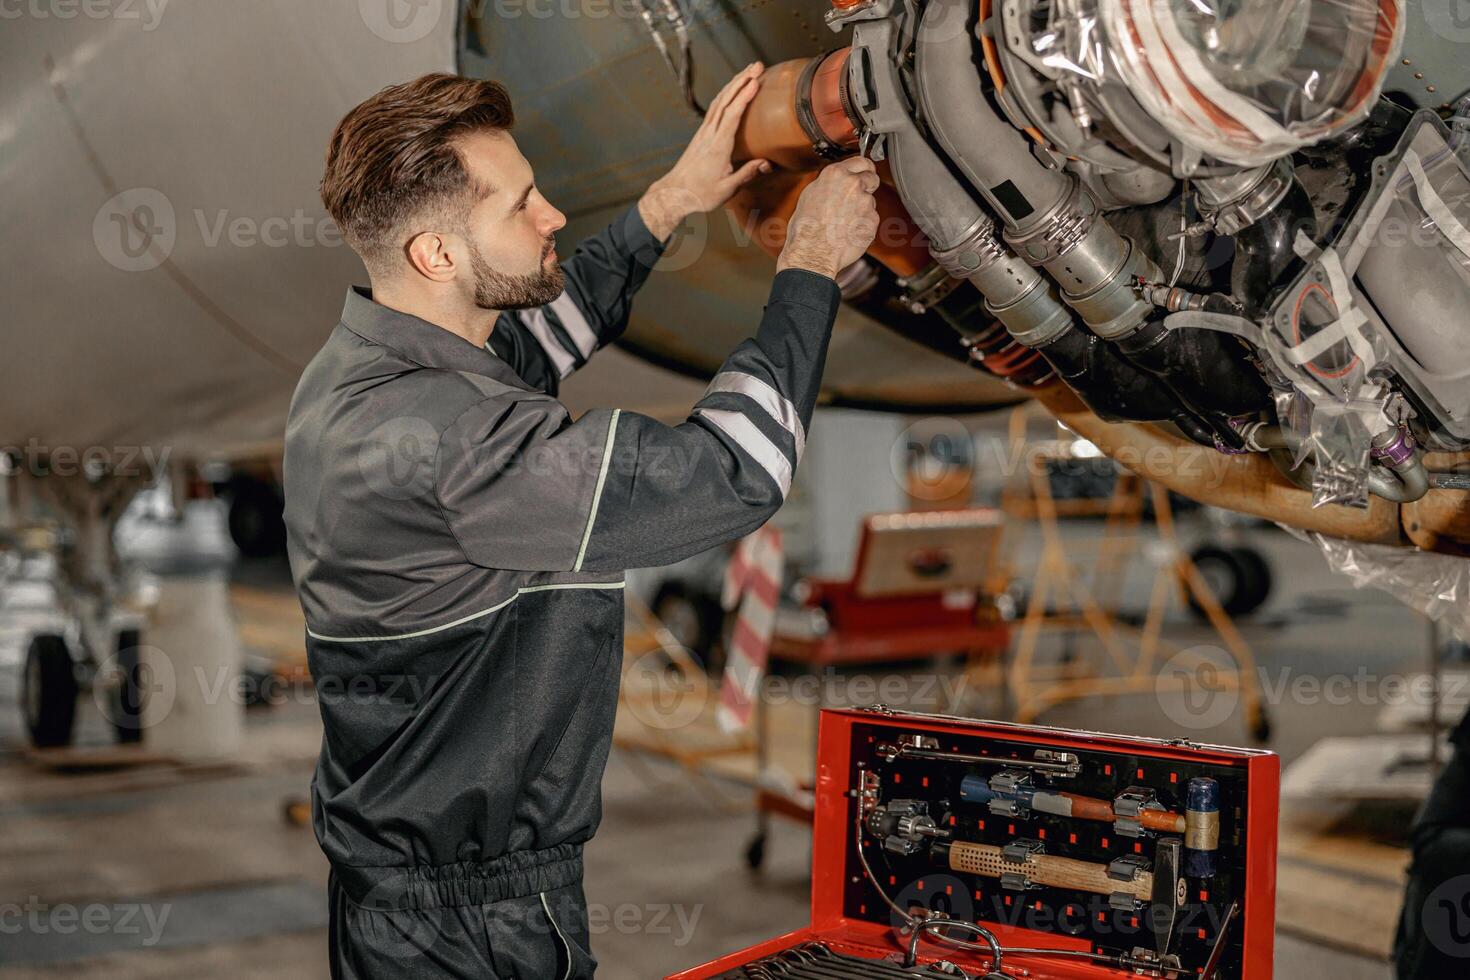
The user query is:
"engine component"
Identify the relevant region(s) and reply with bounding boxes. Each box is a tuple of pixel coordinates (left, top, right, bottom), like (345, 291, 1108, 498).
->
(908, 0, 1271, 430)
(1257, 112, 1470, 502)
(983, 0, 1402, 171)
(838, 5, 1225, 442)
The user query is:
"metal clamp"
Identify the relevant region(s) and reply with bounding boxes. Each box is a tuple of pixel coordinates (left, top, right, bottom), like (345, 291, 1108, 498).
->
(1001, 838, 1045, 864)
(1000, 871, 1035, 892)
(1106, 853, 1151, 883)
(1113, 786, 1162, 838)
(897, 263, 962, 315)
(1003, 178, 1098, 265)
(1198, 159, 1294, 236)
(986, 769, 1031, 818)
(1109, 891, 1143, 912)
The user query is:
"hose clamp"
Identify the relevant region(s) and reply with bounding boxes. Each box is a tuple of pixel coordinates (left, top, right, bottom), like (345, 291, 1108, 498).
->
(1003, 178, 1097, 266)
(1199, 159, 1294, 236)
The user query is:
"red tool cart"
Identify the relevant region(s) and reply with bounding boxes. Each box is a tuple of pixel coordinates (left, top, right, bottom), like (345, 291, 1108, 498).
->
(674, 707, 1279, 979)
(745, 511, 1012, 869)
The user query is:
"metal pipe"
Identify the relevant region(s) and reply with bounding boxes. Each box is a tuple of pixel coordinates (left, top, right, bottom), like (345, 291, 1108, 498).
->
(1368, 428, 1430, 503)
(884, 128, 1217, 443)
(910, 0, 1068, 229)
(913, 0, 1159, 341)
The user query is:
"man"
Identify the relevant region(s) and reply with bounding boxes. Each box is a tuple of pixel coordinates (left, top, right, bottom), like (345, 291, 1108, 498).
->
(284, 66, 878, 978)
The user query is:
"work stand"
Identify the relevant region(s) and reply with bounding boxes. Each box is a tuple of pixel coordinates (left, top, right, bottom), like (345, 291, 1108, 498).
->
(612, 591, 754, 812)
(1002, 413, 1272, 743)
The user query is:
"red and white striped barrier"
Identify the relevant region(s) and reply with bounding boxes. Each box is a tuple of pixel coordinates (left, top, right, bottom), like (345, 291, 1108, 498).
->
(717, 525, 783, 734)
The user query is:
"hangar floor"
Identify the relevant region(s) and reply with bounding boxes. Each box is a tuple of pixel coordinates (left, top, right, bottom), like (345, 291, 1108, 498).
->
(0, 502, 1433, 978)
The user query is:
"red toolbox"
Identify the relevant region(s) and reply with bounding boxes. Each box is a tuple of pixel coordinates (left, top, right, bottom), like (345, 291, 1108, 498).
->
(671, 707, 1278, 979)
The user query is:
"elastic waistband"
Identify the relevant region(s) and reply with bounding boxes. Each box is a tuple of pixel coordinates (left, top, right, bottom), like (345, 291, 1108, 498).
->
(335, 842, 583, 911)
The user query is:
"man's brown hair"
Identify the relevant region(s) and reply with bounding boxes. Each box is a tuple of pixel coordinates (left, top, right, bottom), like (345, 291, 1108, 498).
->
(322, 72, 514, 271)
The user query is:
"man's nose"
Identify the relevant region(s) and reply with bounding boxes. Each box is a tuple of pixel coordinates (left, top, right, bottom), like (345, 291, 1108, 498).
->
(540, 205, 566, 237)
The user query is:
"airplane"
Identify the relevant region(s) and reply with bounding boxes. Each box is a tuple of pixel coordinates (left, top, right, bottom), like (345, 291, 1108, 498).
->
(3, 0, 1467, 748)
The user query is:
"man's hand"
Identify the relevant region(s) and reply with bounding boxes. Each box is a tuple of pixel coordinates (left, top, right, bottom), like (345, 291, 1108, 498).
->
(776, 158, 881, 280)
(638, 62, 771, 241)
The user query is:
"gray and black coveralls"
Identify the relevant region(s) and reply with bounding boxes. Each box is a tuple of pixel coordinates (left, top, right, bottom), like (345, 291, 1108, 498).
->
(283, 204, 839, 978)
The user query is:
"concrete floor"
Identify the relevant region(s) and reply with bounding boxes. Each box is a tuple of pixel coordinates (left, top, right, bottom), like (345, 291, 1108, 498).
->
(0, 503, 1432, 978)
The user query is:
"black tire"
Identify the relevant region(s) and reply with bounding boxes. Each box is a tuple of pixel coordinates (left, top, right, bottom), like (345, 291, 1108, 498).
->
(23, 634, 78, 748)
(1249, 705, 1273, 744)
(227, 477, 286, 558)
(745, 832, 767, 871)
(651, 581, 725, 675)
(1227, 546, 1273, 617)
(1186, 544, 1273, 619)
(112, 629, 145, 744)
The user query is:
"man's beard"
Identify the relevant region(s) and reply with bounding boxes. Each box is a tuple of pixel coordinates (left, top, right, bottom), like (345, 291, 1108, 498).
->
(468, 236, 564, 311)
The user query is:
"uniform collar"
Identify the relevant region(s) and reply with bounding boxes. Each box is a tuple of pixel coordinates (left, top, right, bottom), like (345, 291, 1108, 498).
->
(338, 286, 529, 387)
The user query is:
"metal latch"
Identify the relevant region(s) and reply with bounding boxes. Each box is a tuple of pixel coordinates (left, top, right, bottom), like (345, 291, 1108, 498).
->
(1034, 748, 1082, 778)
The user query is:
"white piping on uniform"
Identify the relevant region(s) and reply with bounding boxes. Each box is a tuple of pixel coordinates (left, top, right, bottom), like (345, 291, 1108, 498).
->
(575, 409, 620, 572)
(306, 580, 625, 643)
(694, 407, 793, 497)
(540, 892, 574, 980)
(549, 292, 598, 360)
(520, 308, 578, 379)
(702, 371, 805, 462)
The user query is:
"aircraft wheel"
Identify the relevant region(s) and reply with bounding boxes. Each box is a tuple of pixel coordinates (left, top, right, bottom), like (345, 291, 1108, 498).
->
(111, 629, 145, 744)
(744, 832, 767, 871)
(23, 634, 78, 748)
(1249, 704, 1273, 744)
(227, 477, 286, 558)
(1186, 545, 1273, 620)
(652, 581, 725, 676)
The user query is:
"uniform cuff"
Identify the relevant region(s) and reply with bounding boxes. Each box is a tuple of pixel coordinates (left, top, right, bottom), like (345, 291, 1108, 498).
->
(768, 268, 842, 315)
(617, 203, 669, 266)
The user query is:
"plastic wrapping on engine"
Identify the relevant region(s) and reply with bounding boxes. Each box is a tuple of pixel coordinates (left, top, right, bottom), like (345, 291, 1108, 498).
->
(1023, 0, 1404, 167)
(1166, 279, 1397, 509)
(1285, 527, 1470, 642)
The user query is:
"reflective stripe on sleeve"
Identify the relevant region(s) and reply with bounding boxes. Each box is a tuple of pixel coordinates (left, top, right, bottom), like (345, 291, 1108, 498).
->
(694, 408, 793, 497)
(703, 371, 806, 462)
(549, 292, 599, 360)
(520, 308, 578, 379)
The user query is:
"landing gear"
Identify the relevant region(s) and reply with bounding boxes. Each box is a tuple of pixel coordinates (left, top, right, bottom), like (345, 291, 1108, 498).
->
(20, 628, 150, 749)
(23, 634, 78, 748)
(11, 469, 150, 750)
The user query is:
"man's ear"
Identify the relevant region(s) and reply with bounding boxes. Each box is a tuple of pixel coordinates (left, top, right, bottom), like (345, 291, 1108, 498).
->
(404, 231, 459, 283)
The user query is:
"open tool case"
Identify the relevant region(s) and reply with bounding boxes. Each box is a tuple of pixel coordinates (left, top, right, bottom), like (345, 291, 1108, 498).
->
(671, 707, 1278, 979)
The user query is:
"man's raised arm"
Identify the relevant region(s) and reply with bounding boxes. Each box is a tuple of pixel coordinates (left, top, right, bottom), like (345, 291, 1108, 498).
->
(489, 63, 774, 392)
(439, 158, 882, 572)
